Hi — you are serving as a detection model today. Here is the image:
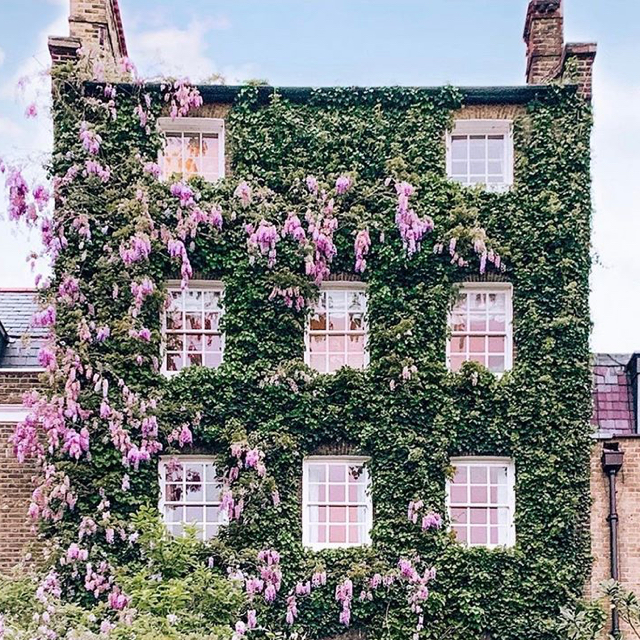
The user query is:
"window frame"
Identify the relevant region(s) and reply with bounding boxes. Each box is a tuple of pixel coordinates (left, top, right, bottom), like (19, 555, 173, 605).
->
(302, 455, 373, 551)
(157, 454, 228, 541)
(446, 456, 516, 549)
(157, 116, 226, 183)
(446, 281, 513, 374)
(304, 282, 369, 374)
(445, 119, 514, 191)
(161, 279, 225, 376)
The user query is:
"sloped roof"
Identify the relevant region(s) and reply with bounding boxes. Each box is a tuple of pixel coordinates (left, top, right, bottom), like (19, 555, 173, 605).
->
(0, 289, 45, 369)
(592, 353, 635, 435)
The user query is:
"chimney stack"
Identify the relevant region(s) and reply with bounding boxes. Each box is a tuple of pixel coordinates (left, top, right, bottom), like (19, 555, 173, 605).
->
(49, 0, 128, 66)
(523, 0, 597, 100)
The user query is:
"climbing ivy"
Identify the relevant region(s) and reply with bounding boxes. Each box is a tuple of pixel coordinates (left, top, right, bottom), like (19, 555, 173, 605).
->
(4, 56, 593, 640)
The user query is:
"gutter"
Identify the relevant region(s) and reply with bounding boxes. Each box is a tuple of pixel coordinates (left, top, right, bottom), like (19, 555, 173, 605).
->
(601, 442, 624, 639)
(85, 83, 570, 106)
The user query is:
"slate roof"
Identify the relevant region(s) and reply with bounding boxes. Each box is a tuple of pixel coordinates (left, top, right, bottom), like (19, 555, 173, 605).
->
(592, 353, 636, 435)
(0, 289, 46, 369)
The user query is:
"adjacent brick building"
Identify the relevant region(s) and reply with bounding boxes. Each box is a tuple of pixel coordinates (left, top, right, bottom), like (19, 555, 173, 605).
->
(0, 290, 43, 572)
(590, 353, 640, 618)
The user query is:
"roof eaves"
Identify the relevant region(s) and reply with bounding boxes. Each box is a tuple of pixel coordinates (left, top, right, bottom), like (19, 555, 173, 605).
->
(86, 82, 568, 106)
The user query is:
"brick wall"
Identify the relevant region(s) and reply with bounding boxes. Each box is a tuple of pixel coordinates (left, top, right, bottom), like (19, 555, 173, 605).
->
(50, 0, 127, 67)
(522, 0, 596, 100)
(0, 372, 41, 404)
(523, 0, 564, 85)
(0, 421, 37, 573)
(590, 437, 640, 634)
(69, 0, 126, 60)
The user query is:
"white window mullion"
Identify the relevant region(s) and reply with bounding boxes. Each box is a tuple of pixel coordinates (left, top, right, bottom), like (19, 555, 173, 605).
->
(446, 120, 513, 190)
(158, 117, 225, 183)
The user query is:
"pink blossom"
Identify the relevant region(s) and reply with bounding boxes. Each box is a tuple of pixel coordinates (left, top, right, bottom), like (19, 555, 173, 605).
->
(170, 181, 195, 207)
(305, 175, 318, 194)
(65, 543, 88, 563)
(421, 512, 442, 530)
(32, 305, 56, 328)
(286, 595, 298, 624)
(38, 346, 57, 371)
(119, 233, 151, 265)
(312, 571, 327, 587)
(25, 103, 38, 118)
(108, 587, 130, 611)
(282, 212, 306, 244)
(354, 228, 371, 273)
(335, 175, 352, 194)
(246, 219, 279, 268)
(79, 122, 101, 155)
(96, 326, 111, 342)
(84, 160, 111, 182)
(6, 168, 30, 221)
(246, 610, 257, 629)
(234, 181, 252, 207)
(143, 161, 161, 178)
(264, 583, 277, 603)
(167, 79, 203, 118)
(118, 56, 136, 75)
(32, 184, 50, 210)
(394, 180, 433, 256)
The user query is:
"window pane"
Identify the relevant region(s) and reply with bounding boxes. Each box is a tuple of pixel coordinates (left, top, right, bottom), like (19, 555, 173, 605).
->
(307, 464, 325, 483)
(162, 458, 223, 540)
(328, 314, 346, 332)
(304, 458, 371, 548)
(310, 312, 326, 331)
(307, 289, 367, 372)
(447, 287, 511, 372)
(164, 287, 224, 372)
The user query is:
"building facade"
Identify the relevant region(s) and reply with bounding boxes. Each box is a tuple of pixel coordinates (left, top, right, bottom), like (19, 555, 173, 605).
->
(6, 2, 635, 640)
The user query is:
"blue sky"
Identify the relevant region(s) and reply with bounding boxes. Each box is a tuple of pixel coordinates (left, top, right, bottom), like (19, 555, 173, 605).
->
(0, 0, 639, 352)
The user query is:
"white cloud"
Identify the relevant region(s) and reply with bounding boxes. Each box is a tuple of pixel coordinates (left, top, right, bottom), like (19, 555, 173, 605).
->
(130, 20, 256, 84)
(0, 47, 5, 67)
(590, 73, 640, 353)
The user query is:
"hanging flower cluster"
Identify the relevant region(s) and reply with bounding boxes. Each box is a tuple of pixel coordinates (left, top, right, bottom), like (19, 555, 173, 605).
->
(221, 441, 269, 521)
(246, 219, 279, 268)
(407, 500, 443, 531)
(354, 228, 371, 273)
(268, 285, 305, 311)
(393, 180, 434, 256)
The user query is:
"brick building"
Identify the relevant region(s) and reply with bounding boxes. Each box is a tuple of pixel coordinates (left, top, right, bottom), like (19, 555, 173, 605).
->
(0, 290, 43, 572)
(2, 0, 637, 638)
(590, 354, 640, 619)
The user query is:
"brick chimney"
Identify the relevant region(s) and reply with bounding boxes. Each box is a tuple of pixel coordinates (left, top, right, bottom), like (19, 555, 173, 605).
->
(49, 0, 128, 66)
(523, 0, 597, 100)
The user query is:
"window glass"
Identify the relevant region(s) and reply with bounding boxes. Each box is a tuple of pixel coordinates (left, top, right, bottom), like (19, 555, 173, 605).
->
(304, 458, 372, 549)
(164, 285, 223, 373)
(447, 458, 515, 547)
(159, 119, 224, 182)
(308, 288, 367, 372)
(447, 121, 512, 189)
(160, 458, 226, 540)
(448, 286, 511, 373)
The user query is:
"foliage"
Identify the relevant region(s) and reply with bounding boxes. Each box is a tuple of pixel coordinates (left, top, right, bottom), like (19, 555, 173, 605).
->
(0, 52, 594, 640)
(555, 580, 640, 640)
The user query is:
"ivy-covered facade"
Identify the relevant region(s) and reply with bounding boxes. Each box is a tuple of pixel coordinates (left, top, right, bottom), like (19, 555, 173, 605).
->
(0, 1, 602, 640)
